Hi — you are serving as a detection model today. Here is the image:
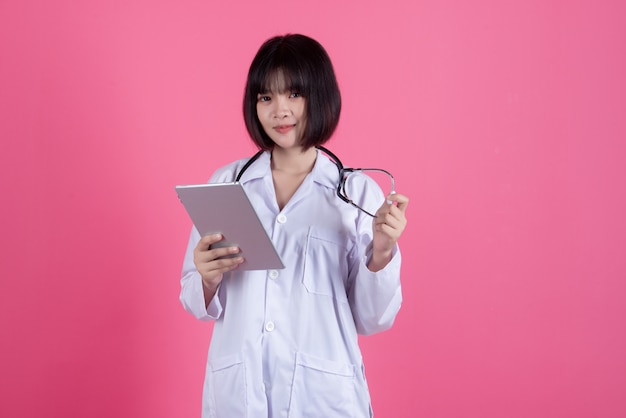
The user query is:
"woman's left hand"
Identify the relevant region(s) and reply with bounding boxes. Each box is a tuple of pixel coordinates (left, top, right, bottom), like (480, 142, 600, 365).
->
(369, 192, 409, 271)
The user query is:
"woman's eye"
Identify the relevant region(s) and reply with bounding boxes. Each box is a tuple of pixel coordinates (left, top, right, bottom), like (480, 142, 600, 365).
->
(289, 92, 302, 98)
(257, 95, 271, 102)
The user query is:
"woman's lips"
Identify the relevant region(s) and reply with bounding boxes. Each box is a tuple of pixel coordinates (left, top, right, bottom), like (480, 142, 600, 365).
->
(274, 125, 295, 134)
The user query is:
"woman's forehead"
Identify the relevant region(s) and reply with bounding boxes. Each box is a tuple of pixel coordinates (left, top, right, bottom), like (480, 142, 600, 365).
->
(261, 68, 299, 93)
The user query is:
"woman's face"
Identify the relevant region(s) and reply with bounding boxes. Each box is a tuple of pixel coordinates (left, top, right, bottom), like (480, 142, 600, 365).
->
(255, 73, 306, 150)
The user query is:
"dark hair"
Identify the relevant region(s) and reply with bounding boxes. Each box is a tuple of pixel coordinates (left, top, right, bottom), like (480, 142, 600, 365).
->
(243, 34, 342, 150)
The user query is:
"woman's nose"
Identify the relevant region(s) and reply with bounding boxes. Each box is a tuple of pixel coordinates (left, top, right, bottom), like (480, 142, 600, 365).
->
(273, 96, 290, 118)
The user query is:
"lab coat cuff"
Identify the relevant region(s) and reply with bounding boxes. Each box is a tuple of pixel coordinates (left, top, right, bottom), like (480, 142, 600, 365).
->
(364, 243, 401, 274)
(205, 283, 223, 319)
(187, 272, 223, 320)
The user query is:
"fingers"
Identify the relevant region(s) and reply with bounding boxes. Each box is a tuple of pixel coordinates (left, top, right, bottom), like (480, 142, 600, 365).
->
(374, 212, 404, 236)
(386, 193, 409, 213)
(375, 211, 404, 232)
(198, 255, 244, 277)
(375, 193, 408, 225)
(194, 234, 245, 285)
(195, 234, 242, 263)
(197, 233, 226, 251)
(373, 192, 409, 244)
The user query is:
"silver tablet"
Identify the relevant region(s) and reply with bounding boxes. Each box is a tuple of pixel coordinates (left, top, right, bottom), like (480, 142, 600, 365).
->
(175, 182, 284, 271)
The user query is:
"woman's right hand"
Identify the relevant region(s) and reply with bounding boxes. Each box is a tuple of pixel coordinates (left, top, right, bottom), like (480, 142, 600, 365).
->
(193, 234, 244, 294)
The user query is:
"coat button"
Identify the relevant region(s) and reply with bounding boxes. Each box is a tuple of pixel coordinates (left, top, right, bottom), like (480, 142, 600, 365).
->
(277, 214, 287, 224)
(269, 270, 279, 280)
(265, 321, 275, 332)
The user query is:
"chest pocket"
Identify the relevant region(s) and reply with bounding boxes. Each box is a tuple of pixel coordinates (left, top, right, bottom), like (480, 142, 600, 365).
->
(302, 226, 351, 302)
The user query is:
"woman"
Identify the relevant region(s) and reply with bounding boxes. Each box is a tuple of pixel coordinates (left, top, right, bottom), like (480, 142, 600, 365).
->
(180, 33, 409, 417)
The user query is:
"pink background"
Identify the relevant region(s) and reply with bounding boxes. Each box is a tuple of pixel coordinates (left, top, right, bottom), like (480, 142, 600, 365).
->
(1, 1, 625, 417)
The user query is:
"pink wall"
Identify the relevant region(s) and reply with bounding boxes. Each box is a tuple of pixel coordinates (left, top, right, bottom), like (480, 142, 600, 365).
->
(1, 1, 625, 417)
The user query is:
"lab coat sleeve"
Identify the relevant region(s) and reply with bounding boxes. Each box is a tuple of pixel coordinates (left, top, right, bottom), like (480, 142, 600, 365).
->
(347, 174, 403, 336)
(179, 225, 224, 321)
(349, 241, 402, 336)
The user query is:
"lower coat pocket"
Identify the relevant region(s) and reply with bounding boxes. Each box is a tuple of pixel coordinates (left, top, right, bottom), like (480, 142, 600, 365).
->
(208, 352, 247, 417)
(288, 352, 356, 418)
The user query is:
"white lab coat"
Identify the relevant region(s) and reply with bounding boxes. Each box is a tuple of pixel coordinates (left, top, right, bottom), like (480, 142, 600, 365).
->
(180, 150, 402, 418)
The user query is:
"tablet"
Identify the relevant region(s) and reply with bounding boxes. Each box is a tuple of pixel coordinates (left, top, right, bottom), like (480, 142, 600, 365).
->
(175, 182, 284, 271)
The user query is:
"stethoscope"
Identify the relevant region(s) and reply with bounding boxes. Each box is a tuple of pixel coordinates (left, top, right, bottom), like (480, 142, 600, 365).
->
(235, 146, 394, 217)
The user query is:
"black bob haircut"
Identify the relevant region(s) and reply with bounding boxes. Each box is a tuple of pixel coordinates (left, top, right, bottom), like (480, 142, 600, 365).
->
(243, 34, 342, 151)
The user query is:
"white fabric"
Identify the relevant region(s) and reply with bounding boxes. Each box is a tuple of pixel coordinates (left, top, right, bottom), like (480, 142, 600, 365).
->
(180, 150, 402, 418)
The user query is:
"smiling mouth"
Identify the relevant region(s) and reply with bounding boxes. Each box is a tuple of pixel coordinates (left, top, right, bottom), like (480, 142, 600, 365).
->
(274, 125, 295, 134)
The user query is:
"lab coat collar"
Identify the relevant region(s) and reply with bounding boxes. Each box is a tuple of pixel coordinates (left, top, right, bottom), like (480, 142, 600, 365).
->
(311, 149, 340, 191)
(236, 149, 339, 191)
(236, 151, 271, 184)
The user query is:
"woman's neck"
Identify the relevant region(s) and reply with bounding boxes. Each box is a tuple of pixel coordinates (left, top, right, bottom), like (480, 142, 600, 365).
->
(270, 146, 317, 175)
